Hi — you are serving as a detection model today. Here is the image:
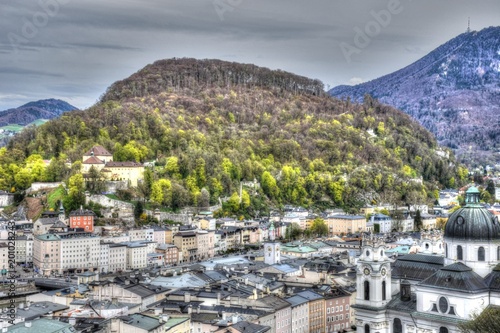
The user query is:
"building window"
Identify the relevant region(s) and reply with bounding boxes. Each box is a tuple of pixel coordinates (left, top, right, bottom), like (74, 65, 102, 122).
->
(393, 318, 402, 333)
(439, 327, 448, 333)
(457, 245, 463, 260)
(364, 281, 370, 300)
(365, 324, 370, 333)
(382, 281, 386, 301)
(478, 247, 485, 261)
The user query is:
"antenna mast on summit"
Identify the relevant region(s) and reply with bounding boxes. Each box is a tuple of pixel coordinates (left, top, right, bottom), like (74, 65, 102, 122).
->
(467, 17, 471, 33)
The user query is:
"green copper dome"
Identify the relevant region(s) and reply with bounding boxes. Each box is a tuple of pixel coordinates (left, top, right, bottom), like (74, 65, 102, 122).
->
(444, 187, 500, 241)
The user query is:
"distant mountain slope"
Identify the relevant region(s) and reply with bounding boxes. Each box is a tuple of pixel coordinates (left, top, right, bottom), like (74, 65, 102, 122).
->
(0, 99, 77, 126)
(330, 27, 500, 165)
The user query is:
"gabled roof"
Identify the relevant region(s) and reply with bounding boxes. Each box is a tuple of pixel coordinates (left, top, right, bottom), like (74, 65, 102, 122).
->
(84, 145, 112, 157)
(418, 262, 489, 293)
(82, 156, 105, 164)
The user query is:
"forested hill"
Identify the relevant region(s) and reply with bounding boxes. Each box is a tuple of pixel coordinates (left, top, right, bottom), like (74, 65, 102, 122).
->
(5, 58, 466, 214)
(101, 58, 325, 101)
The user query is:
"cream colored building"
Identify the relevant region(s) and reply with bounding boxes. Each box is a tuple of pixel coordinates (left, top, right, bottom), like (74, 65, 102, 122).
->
(33, 233, 62, 275)
(326, 215, 366, 235)
(81, 145, 145, 187)
(109, 243, 127, 272)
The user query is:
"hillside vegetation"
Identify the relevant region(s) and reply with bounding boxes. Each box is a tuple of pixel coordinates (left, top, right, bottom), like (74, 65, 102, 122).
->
(3, 59, 466, 215)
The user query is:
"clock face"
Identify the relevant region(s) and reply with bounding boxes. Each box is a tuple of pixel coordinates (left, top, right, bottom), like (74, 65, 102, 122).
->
(381, 268, 387, 276)
(363, 267, 370, 275)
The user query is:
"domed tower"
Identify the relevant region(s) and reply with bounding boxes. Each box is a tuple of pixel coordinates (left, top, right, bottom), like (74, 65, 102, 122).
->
(444, 186, 500, 277)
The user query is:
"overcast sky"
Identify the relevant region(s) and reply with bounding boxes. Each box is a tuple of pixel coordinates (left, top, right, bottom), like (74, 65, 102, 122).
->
(1, 0, 499, 110)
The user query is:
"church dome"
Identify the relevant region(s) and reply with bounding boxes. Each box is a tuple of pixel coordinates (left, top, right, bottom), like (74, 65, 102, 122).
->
(444, 187, 500, 241)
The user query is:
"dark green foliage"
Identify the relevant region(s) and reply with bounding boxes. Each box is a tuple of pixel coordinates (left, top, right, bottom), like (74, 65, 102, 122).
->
(459, 307, 500, 333)
(414, 209, 423, 231)
(134, 201, 144, 219)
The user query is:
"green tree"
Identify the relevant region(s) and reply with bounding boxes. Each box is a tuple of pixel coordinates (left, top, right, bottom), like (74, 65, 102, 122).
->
(150, 179, 172, 206)
(261, 171, 279, 200)
(414, 209, 423, 231)
(134, 201, 144, 219)
(285, 222, 302, 241)
(310, 217, 328, 237)
(459, 307, 500, 333)
(64, 173, 86, 212)
(85, 166, 106, 194)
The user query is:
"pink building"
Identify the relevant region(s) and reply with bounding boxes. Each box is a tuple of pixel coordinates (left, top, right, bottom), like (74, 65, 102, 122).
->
(325, 287, 351, 333)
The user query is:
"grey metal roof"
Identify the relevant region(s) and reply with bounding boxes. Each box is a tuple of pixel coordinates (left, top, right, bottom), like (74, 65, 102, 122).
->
(444, 204, 500, 241)
(120, 314, 163, 331)
(16, 301, 69, 321)
(391, 254, 443, 281)
(285, 295, 309, 307)
(483, 263, 500, 291)
(295, 290, 323, 301)
(6, 318, 74, 333)
(418, 262, 489, 293)
(229, 321, 271, 333)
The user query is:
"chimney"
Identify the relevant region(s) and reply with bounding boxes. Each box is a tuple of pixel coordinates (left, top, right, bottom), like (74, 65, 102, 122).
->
(232, 313, 239, 324)
(69, 317, 76, 326)
(25, 322, 32, 328)
(19, 302, 24, 309)
(188, 305, 192, 314)
(217, 292, 221, 305)
(184, 292, 191, 303)
(125, 279, 130, 285)
(197, 305, 200, 314)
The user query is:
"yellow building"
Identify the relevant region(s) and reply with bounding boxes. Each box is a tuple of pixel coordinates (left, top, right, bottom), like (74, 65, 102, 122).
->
(102, 161, 144, 187)
(81, 145, 144, 187)
(326, 215, 366, 235)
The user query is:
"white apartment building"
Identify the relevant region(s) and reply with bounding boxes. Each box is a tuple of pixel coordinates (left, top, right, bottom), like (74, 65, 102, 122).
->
(15, 235, 33, 265)
(60, 233, 100, 273)
(100, 242, 110, 273)
(128, 228, 154, 242)
(152, 226, 167, 245)
(286, 295, 310, 333)
(109, 243, 127, 273)
(125, 242, 148, 270)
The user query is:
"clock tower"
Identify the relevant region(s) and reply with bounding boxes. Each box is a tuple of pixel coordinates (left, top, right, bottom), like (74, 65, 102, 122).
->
(264, 221, 280, 265)
(353, 235, 392, 333)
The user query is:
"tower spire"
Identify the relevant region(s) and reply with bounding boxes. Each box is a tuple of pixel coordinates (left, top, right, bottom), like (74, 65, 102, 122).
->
(467, 17, 471, 33)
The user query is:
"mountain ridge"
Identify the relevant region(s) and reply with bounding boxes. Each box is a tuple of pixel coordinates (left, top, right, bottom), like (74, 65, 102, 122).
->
(330, 26, 500, 166)
(0, 98, 78, 127)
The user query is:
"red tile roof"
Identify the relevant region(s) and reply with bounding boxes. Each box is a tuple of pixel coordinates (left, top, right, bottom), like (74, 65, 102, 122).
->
(83, 156, 105, 164)
(84, 145, 112, 157)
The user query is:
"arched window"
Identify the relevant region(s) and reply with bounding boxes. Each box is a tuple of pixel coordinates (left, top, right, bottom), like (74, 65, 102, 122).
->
(457, 245, 463, 260)
(364, 280, 370, 300)
(478, 247, 485, 261)
(439, 327, 448, 333)
(382, 281, 386, 301)
(393, 318, 402, 333)
(365, 324, 370, 333)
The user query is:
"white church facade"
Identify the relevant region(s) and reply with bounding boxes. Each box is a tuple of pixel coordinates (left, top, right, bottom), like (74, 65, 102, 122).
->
(354, 187, 500, 333)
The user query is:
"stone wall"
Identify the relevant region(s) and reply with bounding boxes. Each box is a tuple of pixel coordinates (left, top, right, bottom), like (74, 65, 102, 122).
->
(87, 195, 135, 224)
(26, 182, 64, 194)
(0, 192, 14, 207)
(145, 210, 192, 225)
